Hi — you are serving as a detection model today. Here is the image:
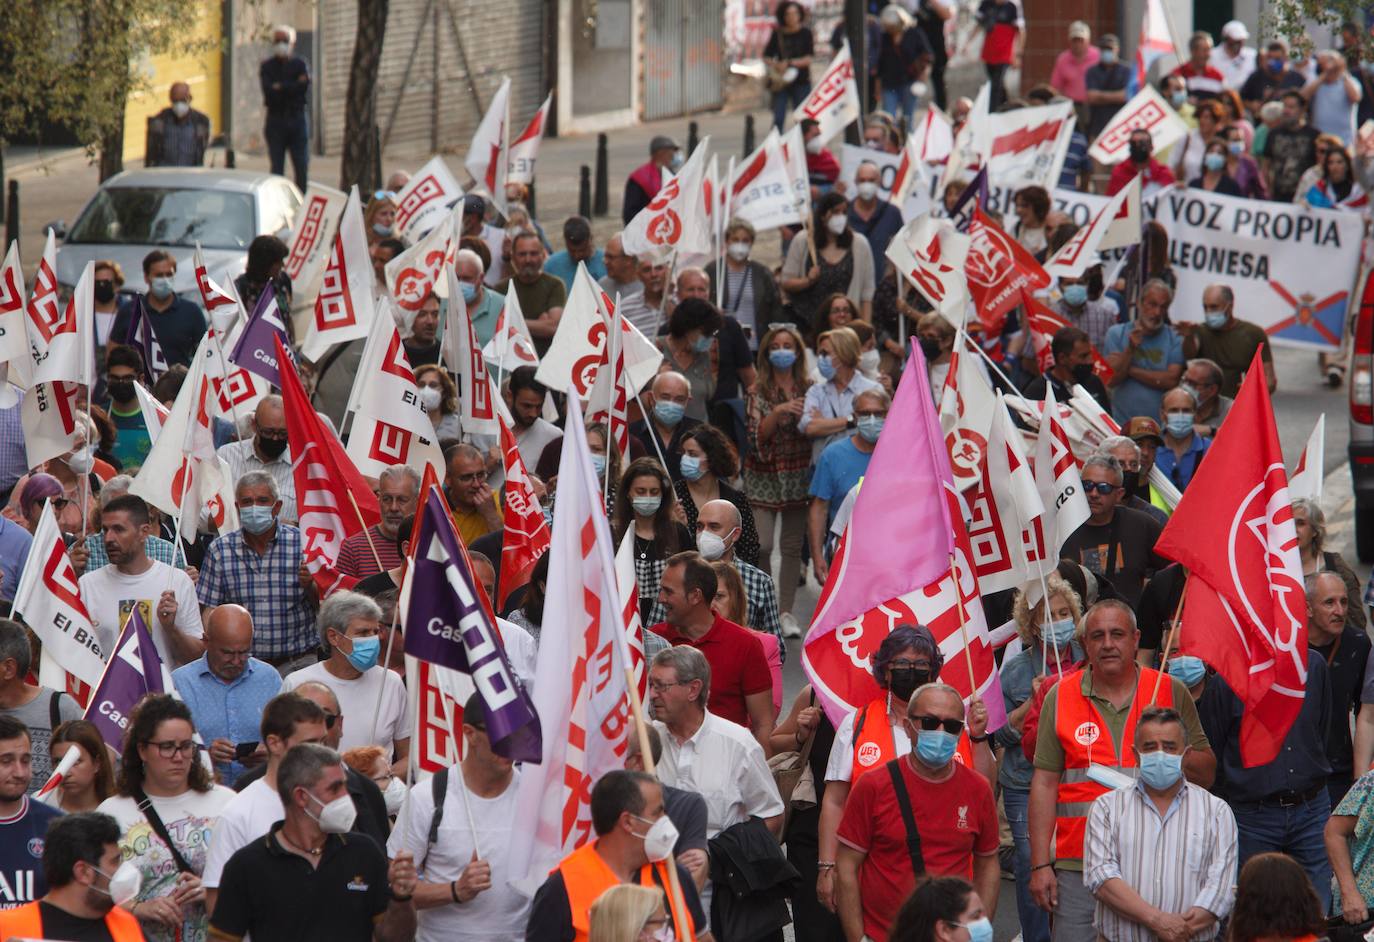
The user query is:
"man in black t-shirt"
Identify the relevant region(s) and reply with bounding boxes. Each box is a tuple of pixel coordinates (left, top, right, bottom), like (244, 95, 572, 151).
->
(1307, 571, 1372, 806)
(1059, 455, 1164, 610)
(1240, 39, 1308, 112)
(1262, 91, 1321, 202)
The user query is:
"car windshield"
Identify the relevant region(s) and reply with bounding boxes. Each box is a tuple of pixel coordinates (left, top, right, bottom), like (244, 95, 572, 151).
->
(66, 186, 256, 250)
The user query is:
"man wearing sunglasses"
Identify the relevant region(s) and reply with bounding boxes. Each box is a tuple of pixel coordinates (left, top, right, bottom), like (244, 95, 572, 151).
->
(834, 682, 1001, 942)
(1059, 455, 1165, 610)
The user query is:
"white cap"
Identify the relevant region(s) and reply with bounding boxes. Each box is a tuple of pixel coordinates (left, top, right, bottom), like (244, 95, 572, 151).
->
(1221, 20, 1249, 42)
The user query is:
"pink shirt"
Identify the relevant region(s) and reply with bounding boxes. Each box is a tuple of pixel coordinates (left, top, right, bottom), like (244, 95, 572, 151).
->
(1050, 47, 1100, 102)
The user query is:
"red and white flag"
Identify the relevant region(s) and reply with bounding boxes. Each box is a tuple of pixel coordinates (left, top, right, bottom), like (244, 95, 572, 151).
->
(482, 289, 540, 371)
(394, 156, 464, 241)
(779, 124, 811, 220)
(11, 500, 104, 695)
(967, 394, 1049, 595)
(622, 138, 713, 259)
(972, 100, 1076, 190)
(29, 243, 94, 387)
(888, 131, 930, 211)
(1135, 0, 1181, 90)
(1088, 84, 1188, 166)
(537, 264, 662, 400)
(914, 106, 954, 164)
(507, 93, 553, 185)
(35, 745, 80, 798)
(1045, 177, 1141, 277)
(585, 305, 635, 461)
(1023, 291, 1114, 382)
(615, 528, 649, 701)
(1156, 352, 1307, 767)
(0, 240, 30, 397)
(1033, 384, 1090, 558)
(285, 183, 348, 304)
(345, 310, 445, 480)
(497, 418, 551, 607)
(194, 245, 248, 334)
(793, 40, 861, 144)
(888, 215, 972, 318)
(20, 380, 84, 469)
(1287, 414, 1324, 503)
(465, 77, 511, 211)
(444, 265, 500, 436)
(278, 334, 381, 595)
(939, 333, 998, 491)
(965, 207, 1050, 337)
(385, 214, 455, 320)
(301, 187, 377, 362)
(511, 395, 635, 891)
(729, 130, 803, 231)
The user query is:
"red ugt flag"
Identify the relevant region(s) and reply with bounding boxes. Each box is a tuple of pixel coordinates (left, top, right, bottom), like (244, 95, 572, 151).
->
(1155, 350, 1307, 767)
(276, 335, 380, 596)
(497, 417, 550, 608)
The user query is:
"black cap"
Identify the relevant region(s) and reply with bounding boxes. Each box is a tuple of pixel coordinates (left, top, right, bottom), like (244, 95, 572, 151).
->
(462, 194, 486, 216)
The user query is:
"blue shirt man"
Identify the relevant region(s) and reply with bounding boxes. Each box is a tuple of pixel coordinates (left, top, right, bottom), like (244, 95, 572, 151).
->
(543, 215, 606, 292)
(171, 604, 282, 786)
(0, 517, 31, 605)
(808, 387, 888, 583)
(1155, 387, 1211, 491)
(1103, 281, 1185, 426)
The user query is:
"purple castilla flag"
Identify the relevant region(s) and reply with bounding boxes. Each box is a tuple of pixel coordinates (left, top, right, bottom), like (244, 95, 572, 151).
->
(229, 285, 295, 387)
(84, 606, 167, 750)
(123, 298, 169, 378)
(404, 488, 543, 763)
(948, 166, 989, 233)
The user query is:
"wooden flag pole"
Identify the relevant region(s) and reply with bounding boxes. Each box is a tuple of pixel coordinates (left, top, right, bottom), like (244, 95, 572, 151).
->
(1149, 573, 1189, 705)
(948, 552, 978, 695)
(347, 491, 386, 572)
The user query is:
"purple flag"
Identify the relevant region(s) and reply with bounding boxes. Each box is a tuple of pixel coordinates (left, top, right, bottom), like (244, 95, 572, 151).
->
(229, 286, 295, 387)
(949, 166, 989, 233)
(83, 607, 166, 750)
(123, 298, 169, 378)
(404, 489, 543, 763)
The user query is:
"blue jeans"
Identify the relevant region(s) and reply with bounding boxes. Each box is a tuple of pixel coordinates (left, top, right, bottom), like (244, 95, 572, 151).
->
(772, 81, 811, 130)
(265, 112, 310, 190)
(1004, 787, 1052, 942)
(1233, 793, 1333, 914)
(881, 85, 917, 130)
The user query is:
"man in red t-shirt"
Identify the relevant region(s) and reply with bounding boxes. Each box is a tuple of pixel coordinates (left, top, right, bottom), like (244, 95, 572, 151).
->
(1170, 32, 1225, 101)
(836, 682, 1000, 942)
(650, 551, 775, 750)
(1106, 128, 1177, 195)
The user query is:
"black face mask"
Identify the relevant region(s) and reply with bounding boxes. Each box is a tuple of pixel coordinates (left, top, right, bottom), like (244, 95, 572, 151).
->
(1128, 141, 1151, 163)
(1070, 362, 1095, 383)
(257, 434, 288, 459)
(888, 667, 932, 702)
(106, 379, 135, 403)
(94, 281, 116, 304)
(1124, 473, 1148, 501)
(918, 336, 942, 361)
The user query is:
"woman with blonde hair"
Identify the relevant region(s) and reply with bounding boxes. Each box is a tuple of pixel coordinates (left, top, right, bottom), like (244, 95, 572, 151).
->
(415, 365, 462, 443)
(588, 884, 672, 942)
(363, 192, 397, 246)
(799, 325, 880, 457)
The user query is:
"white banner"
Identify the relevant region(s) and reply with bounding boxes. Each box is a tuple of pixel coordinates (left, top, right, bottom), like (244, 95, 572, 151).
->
(974, 100, 1076, 191)
(1147, 189, 1365, 351)
(793, 40, 861, 144)
(12, 502, 105, 689)
(729, 130, 802, 231)
(284, 183, 347, 339)
(1088, 85, 1188, 166)
(394, 156, 465, 241)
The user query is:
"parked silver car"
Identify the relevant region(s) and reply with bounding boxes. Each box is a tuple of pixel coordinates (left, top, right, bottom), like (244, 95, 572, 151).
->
(54, 168, 302, 299)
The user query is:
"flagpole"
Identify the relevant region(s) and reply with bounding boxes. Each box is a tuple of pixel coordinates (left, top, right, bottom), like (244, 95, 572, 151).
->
(631, 388, 672, 472)
(167, 461, 194, 591)
(947, 552, 979, 696)
(346, 491, 386, 572)
(1150, 573, 1189, 705)
(963, 332, 1035, 414)
(372, 576, 405, 747)
(652, 250, 677, 339)
(604, 296, 620, 505)
(435, 666, 484, 859)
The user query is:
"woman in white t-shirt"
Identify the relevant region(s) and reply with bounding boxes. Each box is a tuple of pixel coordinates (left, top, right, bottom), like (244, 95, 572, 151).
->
(97, 694, 235, 942)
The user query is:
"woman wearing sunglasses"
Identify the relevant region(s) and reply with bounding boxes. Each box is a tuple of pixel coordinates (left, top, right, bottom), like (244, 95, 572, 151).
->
(98, 694, 235, 942)
(814, 625, 993, 916)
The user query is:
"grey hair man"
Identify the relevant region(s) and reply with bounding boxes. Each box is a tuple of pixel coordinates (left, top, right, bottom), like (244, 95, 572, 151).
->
(1059, 456, 1165, 609)
(337, 465, 418, 580)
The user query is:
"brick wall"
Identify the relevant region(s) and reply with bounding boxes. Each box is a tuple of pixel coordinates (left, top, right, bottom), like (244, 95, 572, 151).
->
(1020, 0, 1117, 92)
(318, 0, 547, 157)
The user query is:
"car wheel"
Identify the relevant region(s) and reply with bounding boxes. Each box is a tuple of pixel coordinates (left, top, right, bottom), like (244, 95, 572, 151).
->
(1358, 503, 1374, 564)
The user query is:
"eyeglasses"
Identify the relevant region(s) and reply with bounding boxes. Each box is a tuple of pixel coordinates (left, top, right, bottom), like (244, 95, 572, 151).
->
(907, 714, 965, 735)
(648, 680, 687, 693)
(145, 739, 197, 758)
(373, 189, 397, 201)
(767, 322, 798, 332)
(1082, 481, 1119, 495)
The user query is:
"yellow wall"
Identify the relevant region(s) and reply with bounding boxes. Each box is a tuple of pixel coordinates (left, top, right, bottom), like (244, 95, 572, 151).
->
(122, 4, 224, 163)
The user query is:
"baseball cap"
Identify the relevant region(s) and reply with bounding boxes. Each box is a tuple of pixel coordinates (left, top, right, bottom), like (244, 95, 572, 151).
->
(1221, 20, 1249, 42)
(1124, 417, 1164, 444)
(462, 194, 486, 216)
(1068, 21, 1090, 40)
(649, 135, 678, 154)
(1097, 33, 1120, 50)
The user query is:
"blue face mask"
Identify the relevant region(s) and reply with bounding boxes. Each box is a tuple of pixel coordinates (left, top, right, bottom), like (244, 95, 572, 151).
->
(768, 348, 798, 370)
(1170, 90, 1187, 108)
(958, 917, 994, 942)
(856, 415, 884, 443)
(632, 495, 662, 517)
(460, 281, 479, 302)
(680, 454, 705, 481)
(239, 504, 276, 534)
(1167, 655, 1207, 687)
(342, 635, 381, 672)
(1204, 310, 1229, 330)
(591, 453, 607, 476)
(1165, 413, 1194, 438)
(1267, 57, 1284, 73)
(1061, 284, 1088, 307)
(817, 354, 837, 380)
(149, 277, 175, 300)
(1137, 748, 1184, 790)
(1099, 50, 1117, 66)
(692, 334, 714, 353)
(653, 400, 685, 427)
(1203, 152, 1227, 172)
(1045, 617, 1077, 649)
(1228, 140, 1244, 155)
(372, 223, 393, 237)
(915, 728, 959, 767)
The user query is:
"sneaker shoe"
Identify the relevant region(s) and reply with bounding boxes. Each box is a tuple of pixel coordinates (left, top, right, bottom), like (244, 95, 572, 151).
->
(1327, 364, 1345, 388)
(781, 612, 803, 638)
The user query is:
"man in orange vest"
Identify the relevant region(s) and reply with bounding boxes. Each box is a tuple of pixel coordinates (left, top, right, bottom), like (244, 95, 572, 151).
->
(526, 769, 711, 942)
(1027, 600, 1216, 942)
(0, 811, 147, 941)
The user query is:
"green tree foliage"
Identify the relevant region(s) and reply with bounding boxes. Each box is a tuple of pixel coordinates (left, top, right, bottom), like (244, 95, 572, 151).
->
(1265, 0, 1369, 58)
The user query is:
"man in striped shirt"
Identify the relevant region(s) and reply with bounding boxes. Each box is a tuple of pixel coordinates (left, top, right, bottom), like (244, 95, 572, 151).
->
(1084, 707, 1237, 942)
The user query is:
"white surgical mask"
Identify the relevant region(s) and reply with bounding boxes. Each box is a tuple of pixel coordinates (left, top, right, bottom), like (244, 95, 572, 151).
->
(417, 386, 442, 411)
(95, 861, 142, 906)
(632, 814, 680, 863)
(856, 181, 879, 200)
(859, 348, 880, 375)
(307, 791, 358, 834)
(275, 41, 292, 56)
(805, 137, 824, 154)
(172, 101, 190, 119)
(382, 776, 407, 815)
(726, 241, 751, 262)
(826, 214, 848, 235)
(65, 446, 95, 475)
(696, 527, 736, 561)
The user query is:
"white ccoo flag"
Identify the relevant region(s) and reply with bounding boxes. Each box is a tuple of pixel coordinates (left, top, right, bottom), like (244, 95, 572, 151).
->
(793, 40, 861, 144)
(344, 309, 445, 479)
(393, 156, 464, 241)
(29, 248, 94, 387)
(465, 77, 511, 212)
(507, 93, 553, 185)
(622, 138, 714, 259)
(1288, 414, 1325, 503)
(0, 240, 30, 400)
(300, 187, 378, 362)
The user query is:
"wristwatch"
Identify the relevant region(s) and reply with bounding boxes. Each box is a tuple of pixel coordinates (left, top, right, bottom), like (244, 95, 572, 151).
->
(845, 414, 856, 429)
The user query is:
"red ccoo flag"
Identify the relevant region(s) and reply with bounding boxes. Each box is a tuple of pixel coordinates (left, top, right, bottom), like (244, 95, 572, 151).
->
(1155, 350, 1307, 767)
(275, 335, 380, 596)
(497, 417, 551, 607)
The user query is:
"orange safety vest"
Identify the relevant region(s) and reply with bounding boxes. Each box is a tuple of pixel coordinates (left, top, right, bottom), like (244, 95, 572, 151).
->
(556, 841, 697, 942)
(1051, 667, 1173, 862)
(0, 899, 146, 942)
(851, 697, 975, 783)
